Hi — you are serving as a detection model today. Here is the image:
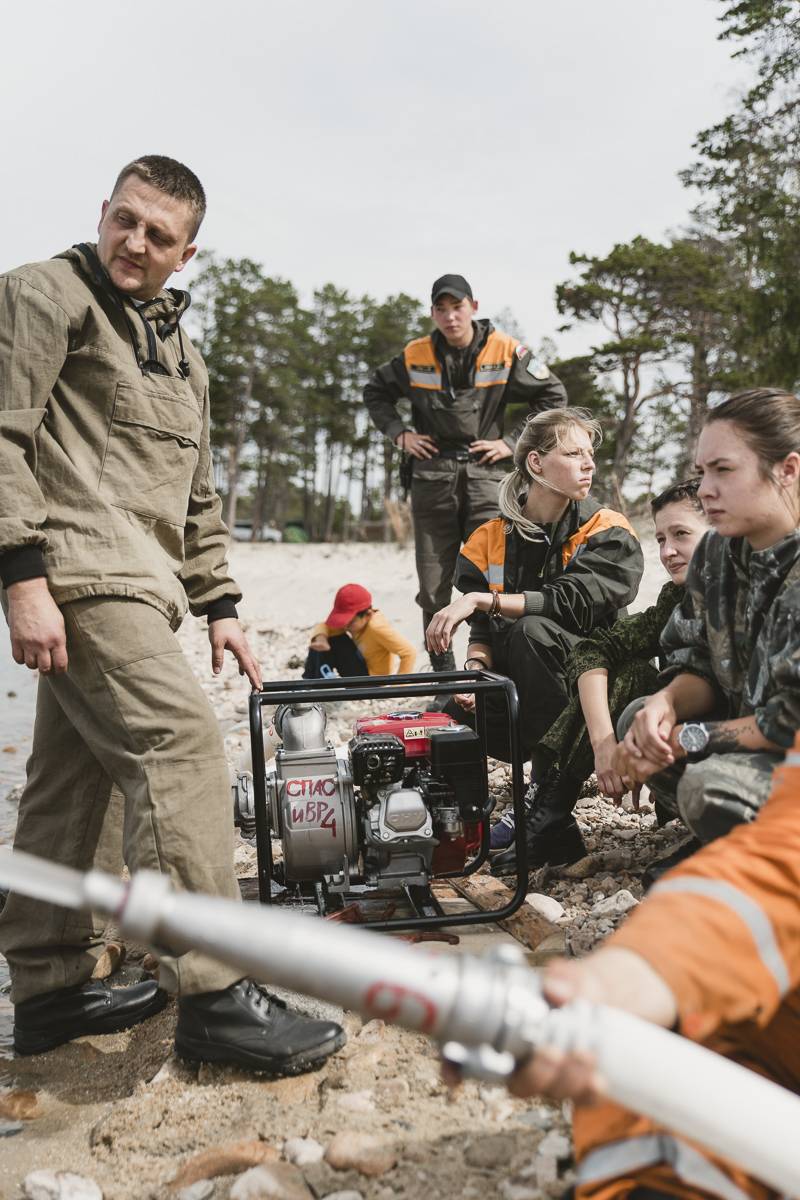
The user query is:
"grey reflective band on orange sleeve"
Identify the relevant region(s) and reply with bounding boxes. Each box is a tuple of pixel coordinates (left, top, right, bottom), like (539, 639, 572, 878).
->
(474, 367, 511, 386)
(784, 752, 800, 766)
(650, 877, 790, 996)
(407, 368, 443, 388)
(577, 1133, 751, 1200)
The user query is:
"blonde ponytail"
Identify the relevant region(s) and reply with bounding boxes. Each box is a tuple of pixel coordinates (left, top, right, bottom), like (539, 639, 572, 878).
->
(498, 408, 603, 541)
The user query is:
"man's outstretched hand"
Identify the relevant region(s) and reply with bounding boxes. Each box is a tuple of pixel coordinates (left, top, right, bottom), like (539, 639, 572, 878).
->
(209, 618, 262, 690)
(7, 577, 68, 674)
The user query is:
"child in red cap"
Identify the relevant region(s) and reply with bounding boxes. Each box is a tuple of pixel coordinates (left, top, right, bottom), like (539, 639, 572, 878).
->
(304, 583, 416, 678)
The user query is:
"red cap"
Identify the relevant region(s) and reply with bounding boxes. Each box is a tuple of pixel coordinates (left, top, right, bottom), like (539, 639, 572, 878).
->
(326, 583, 373, 629)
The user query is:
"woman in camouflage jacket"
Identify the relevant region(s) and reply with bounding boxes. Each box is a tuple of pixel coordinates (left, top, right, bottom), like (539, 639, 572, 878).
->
(616, 388, 800, 848)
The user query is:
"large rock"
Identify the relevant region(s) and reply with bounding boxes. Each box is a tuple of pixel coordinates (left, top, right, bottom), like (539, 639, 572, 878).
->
(325, 1131, 397, 1177)
(23, 1173, 103, 1200)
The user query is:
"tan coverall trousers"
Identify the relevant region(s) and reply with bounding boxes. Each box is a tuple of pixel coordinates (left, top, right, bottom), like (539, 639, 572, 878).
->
(0, 596, 242, 1003)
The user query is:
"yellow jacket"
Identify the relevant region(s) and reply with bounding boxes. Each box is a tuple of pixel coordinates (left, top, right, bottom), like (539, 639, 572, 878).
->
(310, 609, 416, 676)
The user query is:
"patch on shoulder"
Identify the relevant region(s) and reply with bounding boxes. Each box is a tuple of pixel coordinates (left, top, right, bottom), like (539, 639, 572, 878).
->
(515, 343, 530, 360)
(526, 356, 551, 380)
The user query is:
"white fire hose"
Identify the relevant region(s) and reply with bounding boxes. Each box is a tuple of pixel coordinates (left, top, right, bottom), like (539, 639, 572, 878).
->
(1, 847, 798, 1196)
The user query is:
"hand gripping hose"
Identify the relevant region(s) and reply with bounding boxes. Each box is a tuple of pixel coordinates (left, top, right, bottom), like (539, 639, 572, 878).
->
(1, 847, 799, 1196)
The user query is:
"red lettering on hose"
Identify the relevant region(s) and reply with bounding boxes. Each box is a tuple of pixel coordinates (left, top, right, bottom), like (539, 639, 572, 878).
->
(364, 982, 437, 1033)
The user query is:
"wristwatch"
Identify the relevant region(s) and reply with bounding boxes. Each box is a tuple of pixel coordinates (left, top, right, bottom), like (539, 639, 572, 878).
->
(677, 722, 710, 757)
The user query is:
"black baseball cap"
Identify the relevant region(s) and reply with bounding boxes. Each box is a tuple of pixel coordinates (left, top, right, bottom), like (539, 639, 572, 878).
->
(431, 274, 473, 304)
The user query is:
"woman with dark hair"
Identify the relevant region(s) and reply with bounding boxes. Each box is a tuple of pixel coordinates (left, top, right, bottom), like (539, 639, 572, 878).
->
(491, 479, 708, 872)
(425, 407, 644, 856)
(492, 392, 800, 1200)
(615, 387, 800, 847)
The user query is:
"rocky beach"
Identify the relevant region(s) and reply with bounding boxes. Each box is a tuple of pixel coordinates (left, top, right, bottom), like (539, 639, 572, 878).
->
(0, 534, 685, 1200)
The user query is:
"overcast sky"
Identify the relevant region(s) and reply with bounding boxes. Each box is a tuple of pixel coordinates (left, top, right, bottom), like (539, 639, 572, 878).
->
(2, 1, 746, 358)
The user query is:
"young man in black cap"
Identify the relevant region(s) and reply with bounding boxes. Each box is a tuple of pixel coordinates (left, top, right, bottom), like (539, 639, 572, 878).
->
(363, 275, 567, 669)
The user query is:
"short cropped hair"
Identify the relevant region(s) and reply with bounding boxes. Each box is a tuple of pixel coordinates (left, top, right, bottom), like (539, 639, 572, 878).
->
(651, 477, 702, 516)
(111, 155, 206, 239)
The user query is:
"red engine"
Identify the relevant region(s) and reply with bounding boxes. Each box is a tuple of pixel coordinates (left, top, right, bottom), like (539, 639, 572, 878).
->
(351, 709, 485, 873)
(353, 710, 461, 759)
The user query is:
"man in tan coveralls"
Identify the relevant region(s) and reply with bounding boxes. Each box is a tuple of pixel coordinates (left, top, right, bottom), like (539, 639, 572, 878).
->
(0, 155, 345, 1073)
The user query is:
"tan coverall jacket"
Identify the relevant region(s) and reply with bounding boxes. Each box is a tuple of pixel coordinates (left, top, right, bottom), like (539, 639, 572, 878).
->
(0, 242, 239, 621)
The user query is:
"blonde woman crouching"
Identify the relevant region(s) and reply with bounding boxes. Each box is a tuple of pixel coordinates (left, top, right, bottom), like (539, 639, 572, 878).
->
(426, 407, 644, 867)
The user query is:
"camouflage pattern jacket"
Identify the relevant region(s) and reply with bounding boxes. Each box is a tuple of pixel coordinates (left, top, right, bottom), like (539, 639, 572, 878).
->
(659, 530, 800, 747)
(565, 580, 682, 692)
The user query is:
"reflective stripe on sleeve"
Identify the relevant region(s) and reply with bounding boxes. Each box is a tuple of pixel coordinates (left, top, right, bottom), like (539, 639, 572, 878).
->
(783, 752, 800, 766)
(650, 877, 790, 996)
(407, 368, 443, 388)
(577, 1132, 751, 1200)
(486, 564, 504, 586)
(474, 368, 511, 386)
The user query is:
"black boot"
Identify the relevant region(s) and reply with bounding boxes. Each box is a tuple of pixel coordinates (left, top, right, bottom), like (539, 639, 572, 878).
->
(492, 770, 586, 874)
(642, 836, 701, 891)
(175, 978, 346, 1075)
(14, 978, 168, 1056)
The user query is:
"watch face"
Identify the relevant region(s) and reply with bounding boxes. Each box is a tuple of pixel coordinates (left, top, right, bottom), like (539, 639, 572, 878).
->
(680, 724, 708, 754)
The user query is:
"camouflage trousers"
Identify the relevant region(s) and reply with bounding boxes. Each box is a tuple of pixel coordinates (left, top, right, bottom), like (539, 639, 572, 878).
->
(617, 697, 783, 844)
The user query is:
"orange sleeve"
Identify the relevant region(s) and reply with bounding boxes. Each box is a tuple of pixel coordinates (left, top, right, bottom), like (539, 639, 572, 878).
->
(606, 739, 800, 1040)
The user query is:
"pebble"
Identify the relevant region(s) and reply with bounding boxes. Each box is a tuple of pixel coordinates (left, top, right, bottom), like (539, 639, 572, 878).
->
(500, 1184, 539, 1200)
(538, 1131, 571, 1159)
(283, 1136, 324, 1166)
(325, 1131, 397, 1177)
(169, 1139, 279, 1189)
(177, 1184, 216, 1200)
(22, 1173, 103, 1200)
(321, 1194, 364, 1200)
(230, 1164, 312, 1200)
(592, 889, 639, 917)
(0, 1119, 23, 1137)
(0, 1089, 41, 1120)
(337, 1089, 375, 1113)
(465, 1133, 517, 1168)
(524, 892, 565, 922)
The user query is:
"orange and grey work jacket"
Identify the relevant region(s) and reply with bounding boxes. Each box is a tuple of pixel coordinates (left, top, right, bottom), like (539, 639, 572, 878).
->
(362, 319, 566, 453)
(454, 497, 643, 639)
(571, 733, 800, 1200)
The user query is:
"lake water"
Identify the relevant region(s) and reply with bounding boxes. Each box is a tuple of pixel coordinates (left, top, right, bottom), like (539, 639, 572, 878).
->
(0, 637, 37, 1063)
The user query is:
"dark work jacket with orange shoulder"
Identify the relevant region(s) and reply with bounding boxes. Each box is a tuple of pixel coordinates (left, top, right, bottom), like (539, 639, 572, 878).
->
(362, 319, 567, 453)
(454, 496, 644, 642)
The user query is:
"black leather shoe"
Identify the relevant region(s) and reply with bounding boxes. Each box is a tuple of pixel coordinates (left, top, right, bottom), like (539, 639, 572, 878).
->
(14, 978, 168, 1056)
(175, 979, 346, 1075)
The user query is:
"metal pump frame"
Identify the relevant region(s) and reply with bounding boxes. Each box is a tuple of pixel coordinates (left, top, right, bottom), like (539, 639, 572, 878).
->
(248, 669, 529, 930)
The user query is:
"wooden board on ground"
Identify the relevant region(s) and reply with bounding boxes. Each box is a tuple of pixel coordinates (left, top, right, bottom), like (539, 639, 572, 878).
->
(436, 875, 564, 962)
